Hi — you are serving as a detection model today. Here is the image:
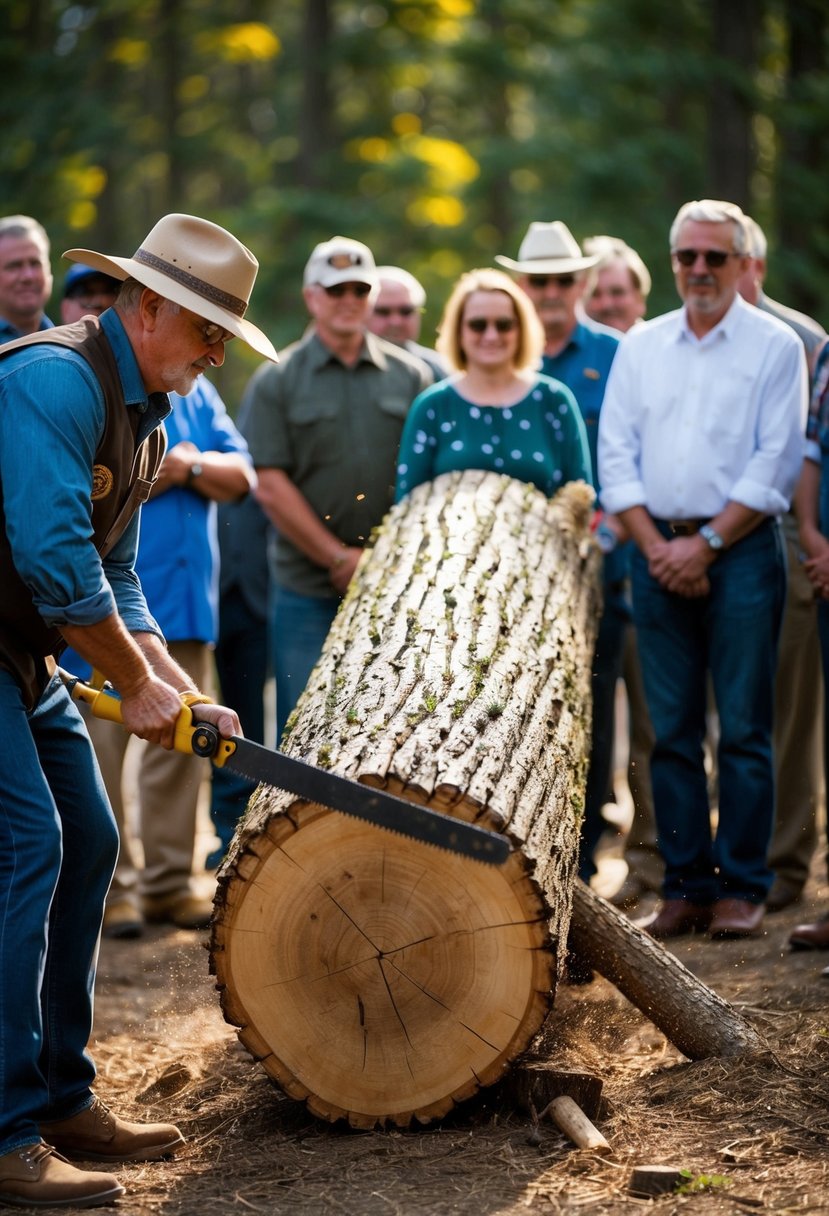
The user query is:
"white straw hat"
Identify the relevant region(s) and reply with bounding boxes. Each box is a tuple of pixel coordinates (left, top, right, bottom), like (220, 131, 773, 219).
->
(495, 221, 600, 275)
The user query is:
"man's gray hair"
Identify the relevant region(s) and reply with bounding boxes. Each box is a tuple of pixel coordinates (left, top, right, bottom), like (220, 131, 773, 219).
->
(582, 235, 652, 297)
(742, 216, 767, 260)
(375, 265, 426, 309)
(0, 214, 50, 255)
(669, 199, 749, 255)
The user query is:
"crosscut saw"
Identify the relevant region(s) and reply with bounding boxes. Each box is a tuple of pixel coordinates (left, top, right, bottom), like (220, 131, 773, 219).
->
(62, 673, 510, 867)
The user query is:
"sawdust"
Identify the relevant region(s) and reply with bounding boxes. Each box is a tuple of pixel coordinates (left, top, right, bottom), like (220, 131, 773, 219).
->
(55, 859, 829, 1216)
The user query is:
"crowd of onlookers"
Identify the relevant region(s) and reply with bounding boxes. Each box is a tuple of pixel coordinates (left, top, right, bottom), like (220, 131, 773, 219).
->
(2, 205, 828, 966)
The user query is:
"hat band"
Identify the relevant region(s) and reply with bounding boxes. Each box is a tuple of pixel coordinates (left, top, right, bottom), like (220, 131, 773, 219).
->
(134, 248, 248, 318)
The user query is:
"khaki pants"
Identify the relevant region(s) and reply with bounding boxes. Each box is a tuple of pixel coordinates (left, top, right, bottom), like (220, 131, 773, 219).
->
(621, 622, 664, 890)
(768, 514, 824, 890)
(84, 641, 213, 907)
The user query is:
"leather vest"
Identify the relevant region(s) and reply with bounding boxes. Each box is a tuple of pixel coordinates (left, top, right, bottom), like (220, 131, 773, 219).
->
(0, 318, 166, 707)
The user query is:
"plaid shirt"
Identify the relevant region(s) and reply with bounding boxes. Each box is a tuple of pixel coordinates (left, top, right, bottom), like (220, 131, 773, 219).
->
(806, 341, 829, 455)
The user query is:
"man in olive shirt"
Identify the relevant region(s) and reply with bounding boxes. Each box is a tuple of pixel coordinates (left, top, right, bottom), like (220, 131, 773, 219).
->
(246, 236, 431, 741)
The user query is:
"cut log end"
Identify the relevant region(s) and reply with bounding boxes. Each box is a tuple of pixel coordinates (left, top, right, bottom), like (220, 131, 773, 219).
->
(213, 800, 555, 1128)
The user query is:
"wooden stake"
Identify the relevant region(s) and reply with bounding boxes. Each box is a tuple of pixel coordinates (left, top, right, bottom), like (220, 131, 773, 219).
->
(541, 1095, 611, 1154)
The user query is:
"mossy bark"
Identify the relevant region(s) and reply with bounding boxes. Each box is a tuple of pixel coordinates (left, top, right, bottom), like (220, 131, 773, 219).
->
(210, 471, 601, 1127)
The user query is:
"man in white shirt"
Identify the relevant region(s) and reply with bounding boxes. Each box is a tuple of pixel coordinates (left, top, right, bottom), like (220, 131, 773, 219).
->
(598, 199, 807, 941)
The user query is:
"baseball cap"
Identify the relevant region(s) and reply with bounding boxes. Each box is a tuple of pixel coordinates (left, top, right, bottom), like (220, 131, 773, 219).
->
(63, 263, 121, 298)
(303, 236, 378, 289)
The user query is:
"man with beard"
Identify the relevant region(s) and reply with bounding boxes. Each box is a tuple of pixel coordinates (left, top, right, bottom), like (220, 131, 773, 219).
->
(599, 199, 806, 941)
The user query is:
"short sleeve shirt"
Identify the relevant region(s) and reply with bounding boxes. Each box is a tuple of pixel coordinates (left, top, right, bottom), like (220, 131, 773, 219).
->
(246, 329, 430, 596)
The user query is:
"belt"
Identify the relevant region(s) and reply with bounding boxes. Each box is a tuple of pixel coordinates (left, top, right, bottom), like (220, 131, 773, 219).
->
(651, 517, 709, 537)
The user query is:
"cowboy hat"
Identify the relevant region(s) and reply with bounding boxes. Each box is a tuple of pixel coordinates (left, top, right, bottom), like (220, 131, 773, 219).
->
(64, 213, 277, 362)
(495, 221, 600, 275)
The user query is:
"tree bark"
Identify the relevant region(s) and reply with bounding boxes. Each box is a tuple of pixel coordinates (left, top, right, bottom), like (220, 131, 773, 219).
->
(211, 471, 601, 1127)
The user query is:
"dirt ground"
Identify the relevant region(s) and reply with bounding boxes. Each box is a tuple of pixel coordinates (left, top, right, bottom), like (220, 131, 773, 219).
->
(60, 821, 828, 1216)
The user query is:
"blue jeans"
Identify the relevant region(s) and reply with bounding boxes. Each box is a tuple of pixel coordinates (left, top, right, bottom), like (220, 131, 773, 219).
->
(0, 670, 119, 1154)
(272, 586, 339, 745)
(631, 519, 785, 904)
(209, 586, 270, 858)
(578, 591, 628, 881)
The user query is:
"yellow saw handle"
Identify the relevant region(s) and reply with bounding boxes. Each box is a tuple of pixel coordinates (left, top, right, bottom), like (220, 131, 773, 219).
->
(62, 671, 234, 764)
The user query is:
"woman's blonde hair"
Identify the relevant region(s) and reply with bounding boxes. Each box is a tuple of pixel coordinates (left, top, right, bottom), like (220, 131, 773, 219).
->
(435, 268, 545, 372)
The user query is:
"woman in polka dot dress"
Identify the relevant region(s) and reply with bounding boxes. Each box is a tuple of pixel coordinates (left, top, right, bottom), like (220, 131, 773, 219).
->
(394, 268, 592, 502)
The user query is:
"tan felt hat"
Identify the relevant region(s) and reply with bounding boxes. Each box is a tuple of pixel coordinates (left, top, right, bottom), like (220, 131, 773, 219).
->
(64, 213, 277, 362)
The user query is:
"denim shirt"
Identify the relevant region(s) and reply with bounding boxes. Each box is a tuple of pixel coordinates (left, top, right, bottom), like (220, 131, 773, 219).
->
(0, 308, 169, 636)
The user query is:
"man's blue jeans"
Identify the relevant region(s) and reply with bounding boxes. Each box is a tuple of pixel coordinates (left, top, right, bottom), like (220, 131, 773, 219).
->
(631, 519, 785, 904)
(0, 670, 119, 1154)
(272, 586, 339, 745)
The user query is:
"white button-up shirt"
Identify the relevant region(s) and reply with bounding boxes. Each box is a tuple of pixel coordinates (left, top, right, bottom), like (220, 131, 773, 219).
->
(598, 294, 807, 520)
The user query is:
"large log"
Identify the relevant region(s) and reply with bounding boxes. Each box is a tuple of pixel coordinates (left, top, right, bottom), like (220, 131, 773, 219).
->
(209, 469, 764, 1129)
(211, 471, 602, 1128)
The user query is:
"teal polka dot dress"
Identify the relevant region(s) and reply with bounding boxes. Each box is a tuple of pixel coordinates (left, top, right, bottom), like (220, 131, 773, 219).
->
(394, 374, 593, 502)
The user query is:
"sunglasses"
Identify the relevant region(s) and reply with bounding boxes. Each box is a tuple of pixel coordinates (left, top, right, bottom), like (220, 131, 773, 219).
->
(464, 317, 518, 334)
(526, 274, 577, 289)
(672, 248, 738, 268)
(323, 282, 372, 298)
(373, 305, 419, 317)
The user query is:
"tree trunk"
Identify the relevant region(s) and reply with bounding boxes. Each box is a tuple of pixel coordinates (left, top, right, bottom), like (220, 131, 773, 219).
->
(211, 471, 601, 1128)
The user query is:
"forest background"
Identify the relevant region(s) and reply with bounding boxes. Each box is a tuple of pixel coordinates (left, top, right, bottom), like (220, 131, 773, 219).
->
(3, 0, 828, 405)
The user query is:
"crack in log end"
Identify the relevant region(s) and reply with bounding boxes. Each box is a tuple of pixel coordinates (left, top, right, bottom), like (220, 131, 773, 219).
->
(457, 1021, 501, 1053)
(376, 958, 414, 1048)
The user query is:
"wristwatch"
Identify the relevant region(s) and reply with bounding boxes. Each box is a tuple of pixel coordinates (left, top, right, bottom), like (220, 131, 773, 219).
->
(186, 461, 203, 485)
(699, 523, 725, 552)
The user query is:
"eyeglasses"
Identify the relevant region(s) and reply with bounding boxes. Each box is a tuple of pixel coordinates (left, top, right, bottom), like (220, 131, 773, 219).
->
(196, 317, 235, 345)
(373, 305, 420, 317)
(672, 248, 739, 268)
(464, 317, 518, 334)
(526, 274, 578, 289)
(323, 282, 372, 299)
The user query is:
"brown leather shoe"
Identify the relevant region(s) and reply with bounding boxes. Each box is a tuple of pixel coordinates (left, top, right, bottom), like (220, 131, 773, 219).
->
(765, 879, 804, 914)
(0, 1140, 123, 1208)
(40, 1096, 184, 1163)
(141, 892, 213, 930)
(788, 912, 829, 951)
(643, 899, 712, 939)
(709, 898, 765, 939)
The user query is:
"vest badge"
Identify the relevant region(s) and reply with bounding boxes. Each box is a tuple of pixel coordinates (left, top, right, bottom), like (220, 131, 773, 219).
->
(92, 464, 114, 500)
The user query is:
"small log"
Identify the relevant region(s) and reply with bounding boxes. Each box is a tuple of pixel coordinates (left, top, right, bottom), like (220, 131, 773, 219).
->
(629, 1165, 686, 1198)
(568, 882, 765, 1060)
(542, 1095, 611, 1154)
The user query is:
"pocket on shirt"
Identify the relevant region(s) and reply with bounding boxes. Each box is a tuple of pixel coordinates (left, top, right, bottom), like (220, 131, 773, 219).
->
(286, 396, 341, 464)
(377, 395, 411, 420)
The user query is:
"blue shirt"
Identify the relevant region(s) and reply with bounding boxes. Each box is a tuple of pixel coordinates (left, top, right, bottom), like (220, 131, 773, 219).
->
(135, 380, 251, 644)
(0, 308, 168, 637)
(0, 314, 54, 346)
(541, 317, 619, 479)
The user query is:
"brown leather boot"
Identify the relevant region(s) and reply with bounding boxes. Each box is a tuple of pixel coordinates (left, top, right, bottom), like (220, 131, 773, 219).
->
(40, 1096, 184, 1163)
(0, 1140, 124, 1208)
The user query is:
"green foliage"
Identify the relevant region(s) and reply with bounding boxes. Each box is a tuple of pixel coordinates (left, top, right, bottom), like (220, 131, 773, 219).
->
(2, 0, 826, 407)
(676, 1169, 733, 1195)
